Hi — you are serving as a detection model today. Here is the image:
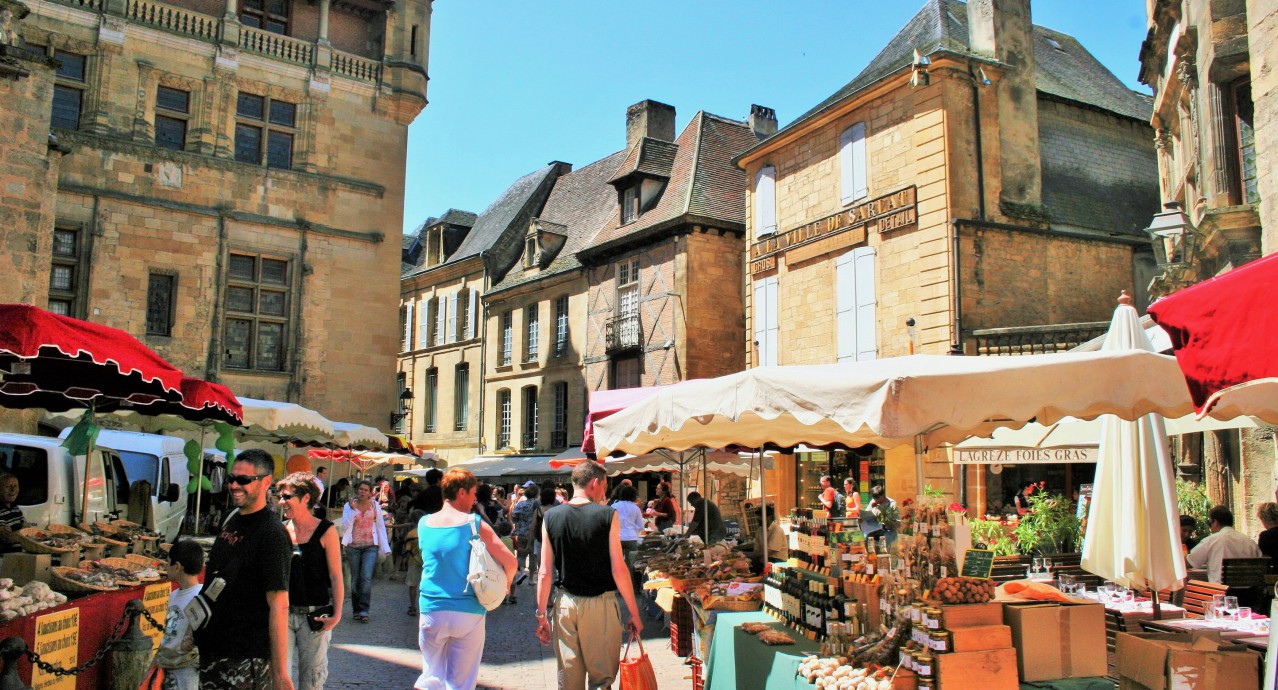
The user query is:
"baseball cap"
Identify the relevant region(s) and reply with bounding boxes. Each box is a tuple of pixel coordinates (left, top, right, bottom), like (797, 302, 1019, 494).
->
(523, 480, 536, 488)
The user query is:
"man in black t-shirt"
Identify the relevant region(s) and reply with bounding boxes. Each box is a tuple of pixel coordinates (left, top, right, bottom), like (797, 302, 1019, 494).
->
(534, 461, 642, 690)
(194, 449, 292, 690)
(410, 468, 444, 515)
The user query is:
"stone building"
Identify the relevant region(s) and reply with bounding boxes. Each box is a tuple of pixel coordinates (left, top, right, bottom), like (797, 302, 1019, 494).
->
(1, 0, 429, 429)
(1139, 0, 1277, 529)
(735, 0, 1161, 513)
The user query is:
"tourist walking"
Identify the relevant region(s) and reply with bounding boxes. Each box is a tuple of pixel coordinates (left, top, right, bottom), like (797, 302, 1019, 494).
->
(194, 448, 293, 690)
(415, 469, 516, 690)
(511, 483, 542, 584)
(535, 461, 643, 690)
(341, 479, 391, 623)
(278, 472, 343, 690)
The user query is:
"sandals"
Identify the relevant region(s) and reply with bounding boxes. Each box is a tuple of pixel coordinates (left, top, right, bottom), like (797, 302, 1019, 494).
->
(356, 615, 369, 623)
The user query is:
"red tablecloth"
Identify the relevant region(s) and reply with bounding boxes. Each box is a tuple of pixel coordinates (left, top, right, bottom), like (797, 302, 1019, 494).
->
(0, 582, 171, 690)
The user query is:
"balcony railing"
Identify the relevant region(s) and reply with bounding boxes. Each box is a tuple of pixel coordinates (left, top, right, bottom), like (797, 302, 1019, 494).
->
(605, 314, 642, 354)
(522, 432, 538, 450)
(550, 429, 567, 449)
(972, 322, 1109, 356)
(332, 51, 381, 83)
(240, 25, 313, 66)
(126, 0, 219, 41)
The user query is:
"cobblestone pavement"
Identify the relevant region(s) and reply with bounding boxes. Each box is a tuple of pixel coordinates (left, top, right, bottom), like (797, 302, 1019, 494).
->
(324, 575, 695, 689)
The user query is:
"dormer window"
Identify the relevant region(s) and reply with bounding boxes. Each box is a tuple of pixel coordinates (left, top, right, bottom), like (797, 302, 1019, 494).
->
(524, 237, 538, 269)
(524, 220, 567, 270)
(621, 185, 640, 224)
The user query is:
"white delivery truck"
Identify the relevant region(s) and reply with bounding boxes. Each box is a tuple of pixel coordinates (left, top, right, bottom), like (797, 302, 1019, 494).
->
(57, 429, 191, 541)
(0, 433, 128, 529)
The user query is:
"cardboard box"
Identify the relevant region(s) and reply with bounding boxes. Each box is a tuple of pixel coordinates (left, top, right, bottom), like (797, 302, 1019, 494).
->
(0, 553, 52, 586)
(935, 648, 1019, 690)
(1003, 601, 1106, 681)
(949, 624, 1013, 652)
(939, 602, 1003, 628)
(1115, 631, 1260, 690)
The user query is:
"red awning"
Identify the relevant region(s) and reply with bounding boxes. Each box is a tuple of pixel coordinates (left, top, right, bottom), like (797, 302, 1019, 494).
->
(123, 376, 243, 425)
(1147, 253, 1278, 412)
(581, 385, 676, 456)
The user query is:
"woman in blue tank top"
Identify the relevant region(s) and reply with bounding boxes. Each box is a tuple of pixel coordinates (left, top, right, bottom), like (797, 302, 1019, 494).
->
(414, 468, 517, 690)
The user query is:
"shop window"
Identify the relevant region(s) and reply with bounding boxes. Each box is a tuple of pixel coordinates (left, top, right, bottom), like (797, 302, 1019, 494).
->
(146, 273, 176, 336)
(49, 226, 87, 318)
(453, 364, 469, 431)
(223, 253, 289, 371)
(234, 92, 296, 169)
(752, 276, 778, 367)
(755, 166, 777, 237)
(840, 123, 868, 204)
(154, 86, 189, 152)
(835, 246, 877, 363)
(240, 0, 289, 34)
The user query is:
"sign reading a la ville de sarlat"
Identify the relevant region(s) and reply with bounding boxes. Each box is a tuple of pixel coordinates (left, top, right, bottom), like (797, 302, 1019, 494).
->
(749, 185, 917, 275)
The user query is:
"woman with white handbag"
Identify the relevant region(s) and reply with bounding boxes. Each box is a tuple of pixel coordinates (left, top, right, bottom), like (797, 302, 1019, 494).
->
(415, 468, 517, 690)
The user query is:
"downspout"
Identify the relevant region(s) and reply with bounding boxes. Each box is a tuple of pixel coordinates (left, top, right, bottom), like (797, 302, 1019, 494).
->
(288, 221, 310, 401)
(969, 60, 987, 222)
(476, 253, 489, 456)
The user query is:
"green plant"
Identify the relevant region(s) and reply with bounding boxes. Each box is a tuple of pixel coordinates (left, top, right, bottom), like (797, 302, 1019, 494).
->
(970, 519, 1019, 557)
(1175, 478, 1212, 541)
(1013, 483, 1081, 555)
(923, 485, 946, 500)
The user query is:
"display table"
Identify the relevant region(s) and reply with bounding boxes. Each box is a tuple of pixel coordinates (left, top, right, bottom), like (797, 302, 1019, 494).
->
(704, 612, 822, 690)
(1140, 616, 1270, 652)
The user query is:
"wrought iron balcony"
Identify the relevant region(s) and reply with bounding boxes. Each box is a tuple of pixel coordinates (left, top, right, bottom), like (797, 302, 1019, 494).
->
(605, 314, 641, 354)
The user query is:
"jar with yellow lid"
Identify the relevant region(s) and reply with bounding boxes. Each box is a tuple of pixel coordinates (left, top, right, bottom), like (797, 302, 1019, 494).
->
(930, 629, 951, 654)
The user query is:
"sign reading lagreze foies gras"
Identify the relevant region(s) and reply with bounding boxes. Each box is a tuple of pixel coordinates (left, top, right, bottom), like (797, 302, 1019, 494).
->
(749, 186, 917, 275)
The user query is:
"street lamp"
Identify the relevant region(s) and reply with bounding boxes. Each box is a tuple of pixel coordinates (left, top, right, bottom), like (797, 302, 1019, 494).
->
(1146, 201, 1201, 272)
(389, 388, 413, 429)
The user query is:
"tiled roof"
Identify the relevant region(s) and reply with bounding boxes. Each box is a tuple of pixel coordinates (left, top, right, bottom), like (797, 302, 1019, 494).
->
(584, 112, 754, 254)
(773, 0, 1150, 145)
(607, 138, 678, 185)
(488, 150, 630, 294)
(438, 209, 479, 227)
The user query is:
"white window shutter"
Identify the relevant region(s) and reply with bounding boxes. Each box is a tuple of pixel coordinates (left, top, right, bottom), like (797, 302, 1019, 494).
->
(841, 123, 868, 204)
(435, 295, 447, 346)
(764, 277, 778, 366)
(853, 247, 877, 360)
(403, 301, 414, 352)
(756, 167, 777, 237)
(466, 289, 477, 339)
(752, 280, 768, 366)
(418, 299, 430, 346)
(447, 292, 459, 343)
(835, 252, 857, 363)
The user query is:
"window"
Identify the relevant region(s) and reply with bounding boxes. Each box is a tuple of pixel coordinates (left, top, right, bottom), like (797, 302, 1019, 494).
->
(497, 389, 511, 449)
(453, 364, 469, 431)
(621, 185, 640, 224)
(522, 386, 538, 449)
(446, 292, 458, 344)
(551, 381, 568, 448)
(462, 288, 476, 340)
(401, 301, 414, 352)
(524, 237, 537, 268)
(0, 443, 50, 505)
(49, 226, 86, 317)
(525, 304, 539, 362)
(611, 355, 641, 389)
(434, 294, 446, 347)
(423, 368, 437, 433)
(146, 273, 175, 336)
(835, 246, 877, 363)
(1232, 80, 1258, 205)
(554, 295, 569, 356)
(240, 0, 288, 34)
(51, 50, 86, 131)
(500, 311, 513, 365)
(416, 299, 430, 349)
(154, 86, 189, 151)
(410, 25, 419, 58)
(234, 92, 296, 169)
(394, 372, 407, 432)
(755, 166, 777, 237)
(223, 253, 289, 371)
(840, 123, 868, 204)
(752, 276, 778, 367)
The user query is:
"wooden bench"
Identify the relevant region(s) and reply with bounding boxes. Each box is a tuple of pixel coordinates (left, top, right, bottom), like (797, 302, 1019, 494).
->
(1182, 579, 1228, 617)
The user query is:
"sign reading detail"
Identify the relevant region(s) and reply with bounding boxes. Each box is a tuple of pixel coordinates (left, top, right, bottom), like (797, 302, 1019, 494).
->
(960, 548, 995, 579)
(32, 608, 79, 690)
(142, 582, 171, 648)
(952, 446, 1098, 465)
(749, 186, 917, 275)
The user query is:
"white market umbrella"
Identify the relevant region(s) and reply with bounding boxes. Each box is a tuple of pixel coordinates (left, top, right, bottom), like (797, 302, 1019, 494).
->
(1081, 295, 1185, 593)
(331, 422, 388, 450)
(236, 397, 335, 443)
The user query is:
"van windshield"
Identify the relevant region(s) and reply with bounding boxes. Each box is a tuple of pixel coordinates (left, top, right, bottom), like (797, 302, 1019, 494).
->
(117, 450, 159, 496)
(0, 444, 49, 505)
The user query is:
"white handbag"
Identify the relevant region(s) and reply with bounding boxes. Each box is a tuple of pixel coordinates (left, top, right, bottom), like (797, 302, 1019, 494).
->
(465, 514, 507, 611)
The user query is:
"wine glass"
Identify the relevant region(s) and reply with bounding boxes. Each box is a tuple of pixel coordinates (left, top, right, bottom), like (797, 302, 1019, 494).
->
(1236, 607, 1253, 630)
(1209, 594, 1227, 623)
(1042, 557, 1053, 573)
(1032, 557, 1043, 574)
(1098, 583, 1113, 603)
(1059, 573, 1075, 594)
(1223, 596, 1240, 622)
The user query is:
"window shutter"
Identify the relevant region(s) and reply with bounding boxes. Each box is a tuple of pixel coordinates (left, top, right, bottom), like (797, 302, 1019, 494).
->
(753, 278, 779, 367)
(447, 292, 459, 343)
(756, 167, 777, 237)
(853, 247, 877, 360)
(840, 123, 868, 204)
(836, 251, 856, 363)
(765, 277, 778, 366)
(466, 289, 477, 339)
(403, 301, 414, 352)
(418, 299, 430, 346)
(435, 295, 447, 346)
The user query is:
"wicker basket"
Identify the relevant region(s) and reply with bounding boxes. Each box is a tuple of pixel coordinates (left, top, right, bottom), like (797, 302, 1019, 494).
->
(124, 554, 163, 568)
(82, 560, 142, 587)
(51, 566, 118, 593)
(702, 595, 762, 612)
(17, 527, 84, 555)
(670, 576, 710, 594)
(79, 523, 129, 547)
(111, 520, 159, 541)
(92, 557, 144, 572)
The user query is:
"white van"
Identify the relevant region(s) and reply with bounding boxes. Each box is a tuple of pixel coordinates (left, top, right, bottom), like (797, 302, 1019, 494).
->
(0, 433, 127, 529)
(65, 430, 191, 541)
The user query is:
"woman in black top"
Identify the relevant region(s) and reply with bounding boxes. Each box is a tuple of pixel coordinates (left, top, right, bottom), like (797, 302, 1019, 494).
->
(1257, 503, 1278, 572)
(278, 472, 344, 690)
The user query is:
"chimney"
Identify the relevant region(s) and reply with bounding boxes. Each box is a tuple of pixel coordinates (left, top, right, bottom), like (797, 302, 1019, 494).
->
(626, 100, 676, 148)
(967, 0, 1042, 217)
(748, 105, 777, 139)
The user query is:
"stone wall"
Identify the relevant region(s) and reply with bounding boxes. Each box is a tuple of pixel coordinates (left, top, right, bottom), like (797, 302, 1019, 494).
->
(680, 231, 745, 380)
(1249, 0, 1278, 254)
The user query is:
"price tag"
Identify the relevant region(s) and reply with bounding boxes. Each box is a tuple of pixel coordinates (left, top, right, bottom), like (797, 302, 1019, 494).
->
(960, 548, 995, 579)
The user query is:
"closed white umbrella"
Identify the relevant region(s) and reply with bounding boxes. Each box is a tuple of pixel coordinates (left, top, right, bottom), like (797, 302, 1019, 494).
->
(1081, 295, 1185, 593)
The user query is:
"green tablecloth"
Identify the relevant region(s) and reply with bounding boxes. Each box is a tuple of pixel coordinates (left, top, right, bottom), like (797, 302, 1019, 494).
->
(1019, 679, 1114, 690)
(704, 612, 822, 690)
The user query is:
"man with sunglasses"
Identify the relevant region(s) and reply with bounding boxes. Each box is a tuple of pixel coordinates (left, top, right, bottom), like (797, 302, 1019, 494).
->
(194, 449, 294, 690)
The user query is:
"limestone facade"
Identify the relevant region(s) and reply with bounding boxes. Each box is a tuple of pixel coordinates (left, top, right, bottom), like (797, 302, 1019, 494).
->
(2, 0, 430, 429)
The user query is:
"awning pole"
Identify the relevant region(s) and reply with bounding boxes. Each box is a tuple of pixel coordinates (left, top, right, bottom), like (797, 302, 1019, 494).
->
(193, 425, 208, 535)
(914, 435, 926, 498)
(757, 448, 767, 562)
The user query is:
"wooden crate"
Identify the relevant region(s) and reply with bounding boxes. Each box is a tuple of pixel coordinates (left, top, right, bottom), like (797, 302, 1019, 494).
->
(949, 624, 1013, 652)
(0, 553, 51, 586)
(939, 602, 1003, 628)
(936, 648, 1019, 690)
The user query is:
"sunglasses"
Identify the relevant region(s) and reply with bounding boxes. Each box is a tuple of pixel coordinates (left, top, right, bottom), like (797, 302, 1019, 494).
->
(278, 493, 297, 501)
(227, 473, 270, 486)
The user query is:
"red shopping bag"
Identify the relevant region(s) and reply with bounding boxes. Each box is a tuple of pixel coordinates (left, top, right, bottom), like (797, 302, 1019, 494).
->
(137, 665, 164, 690)
(619, 633, 658, 690)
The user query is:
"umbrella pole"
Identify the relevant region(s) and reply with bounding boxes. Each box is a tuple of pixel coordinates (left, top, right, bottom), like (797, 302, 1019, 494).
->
(703, 449, 709, 545)
(81, 435, 94, 525)
(914, 435, 925, 499)
(193, 426, 208, 536)
(757, 448, 767, 563)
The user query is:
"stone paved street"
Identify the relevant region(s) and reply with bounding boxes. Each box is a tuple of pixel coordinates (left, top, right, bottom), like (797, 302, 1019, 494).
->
(324, 576, 694, 689)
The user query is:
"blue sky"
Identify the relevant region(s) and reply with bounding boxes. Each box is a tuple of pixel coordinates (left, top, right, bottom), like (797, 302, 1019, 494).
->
(401, 0, 1151, 234)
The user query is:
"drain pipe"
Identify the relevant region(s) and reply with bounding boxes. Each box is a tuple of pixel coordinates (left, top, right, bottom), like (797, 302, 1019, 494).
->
(476, 253, 489, 456)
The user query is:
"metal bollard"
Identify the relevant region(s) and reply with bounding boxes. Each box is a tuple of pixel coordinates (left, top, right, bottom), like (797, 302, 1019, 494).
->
(109, 600, 153, 690)
(0, 637, 31, 690)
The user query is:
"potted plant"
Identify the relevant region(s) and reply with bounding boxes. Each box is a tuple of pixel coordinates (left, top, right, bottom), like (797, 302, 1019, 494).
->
(1012, 482, 1081, 555)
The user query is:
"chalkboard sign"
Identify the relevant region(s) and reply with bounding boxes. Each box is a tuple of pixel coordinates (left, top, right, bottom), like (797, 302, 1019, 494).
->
(960, 548, 994, 579)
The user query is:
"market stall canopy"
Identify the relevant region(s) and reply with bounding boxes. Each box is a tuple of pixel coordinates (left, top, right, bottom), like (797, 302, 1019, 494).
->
(593, 350, 1223, 456)
(583, 385, 678, 456)
(600, 450, 774, 478)
(450, 455, 559, 480)
(1148, 251, 1278, 419)
(236, 397, 335, 443)
(40, 376, 243, 431)
(331, 422, 388, 451)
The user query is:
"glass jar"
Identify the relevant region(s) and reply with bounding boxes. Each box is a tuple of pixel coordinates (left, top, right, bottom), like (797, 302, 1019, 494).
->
(916, 652, 934, 680)
(930, 630, 951, 654)
(924, 606, 944, 630)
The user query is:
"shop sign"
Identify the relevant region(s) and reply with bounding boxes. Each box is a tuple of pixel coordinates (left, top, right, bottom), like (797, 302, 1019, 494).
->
(748, 186, 917, 276)
(960, 548, 995, 579)
(952, 446, 1097, 465)
(32, 608, 78, 690)
(142, 582, 171, 648)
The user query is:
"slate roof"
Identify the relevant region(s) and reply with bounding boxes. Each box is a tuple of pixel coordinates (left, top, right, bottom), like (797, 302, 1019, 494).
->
(771, 0, 1150, 147)
(584, 112, 756, 255)
(489, 150, 630, 294)
(400, 209, 478, 276)
(607, 138, 679, 185)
